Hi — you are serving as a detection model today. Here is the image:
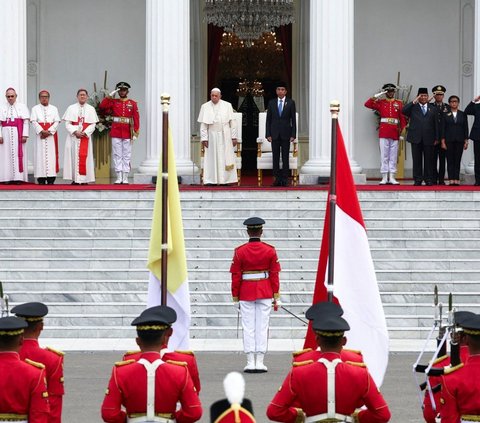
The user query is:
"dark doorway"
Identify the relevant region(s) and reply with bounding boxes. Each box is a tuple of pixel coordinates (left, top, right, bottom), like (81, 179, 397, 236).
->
(207, 27, 292, 172)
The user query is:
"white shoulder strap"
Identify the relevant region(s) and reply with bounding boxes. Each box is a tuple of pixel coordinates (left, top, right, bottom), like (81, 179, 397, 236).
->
(318, 358, 342, 419)
(138, 358, 165, 421)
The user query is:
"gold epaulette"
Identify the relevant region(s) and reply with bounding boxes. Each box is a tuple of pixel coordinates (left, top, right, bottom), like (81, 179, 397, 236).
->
(293, 360, 314, 367)
(175, 350, 195, 356)
(292, 348, 312, 357)
(343, 348, 362, 355)
(115, 359, 135, 367)
(432, 354, 449, 366)
(46, 346, 65, 356)
(25, 358, 46, 369)
(123, 350, 141, 357)
(444, 363, 464, 375)
(345, 361, 367, 368)
(166, 359, 188, 367)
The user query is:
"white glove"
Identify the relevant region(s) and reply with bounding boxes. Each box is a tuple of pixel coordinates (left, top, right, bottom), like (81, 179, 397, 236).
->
(399, 136, 404, 142)
(233, 302, 240, 313)
(109, 88, 120, 97)
(374, 90, 387, 99)
(275, 299, 282, 307)
(132, 136, 138, 142)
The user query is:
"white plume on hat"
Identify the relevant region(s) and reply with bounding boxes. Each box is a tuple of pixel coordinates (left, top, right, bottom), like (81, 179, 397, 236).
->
(223, 371, 245, 406)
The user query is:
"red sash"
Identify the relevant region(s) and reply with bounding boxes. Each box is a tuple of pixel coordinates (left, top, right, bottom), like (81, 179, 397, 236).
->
(71, 120, 91, 175)
(39, 122, 59, 173)
(1, 118, 24, 173)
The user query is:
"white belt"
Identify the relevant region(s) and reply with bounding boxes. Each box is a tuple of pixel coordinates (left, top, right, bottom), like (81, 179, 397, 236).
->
(242, 271, 269, 280)
(0, 420, 27, 423)
(380, 117, 399, 124)
(305, 414, 352, 423)
(127, 417, 174, 423)
(113, 117, 131, 123)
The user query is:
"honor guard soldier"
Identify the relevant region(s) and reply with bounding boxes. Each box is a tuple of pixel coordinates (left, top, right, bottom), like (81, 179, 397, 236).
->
(364, 83, 407, 185)
(440, 313, 480, 423)
(292, 302, 363, 365)
(122, 305, 201, 393)
(101, 305, 202, 423)
(267, 314, 391, 423)
(0, 316, 50, 423)
(431, 85, 450, 185)
(230, 217, 281, 373)
(99, 81, 140, 184)
(210, 372, 255, 423)
(11, 302, 65, 423)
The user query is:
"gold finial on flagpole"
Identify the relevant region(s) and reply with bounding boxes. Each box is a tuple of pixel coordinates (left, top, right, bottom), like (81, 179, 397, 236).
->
(330, 100, 340, 118)
(161, 93, 171, 112)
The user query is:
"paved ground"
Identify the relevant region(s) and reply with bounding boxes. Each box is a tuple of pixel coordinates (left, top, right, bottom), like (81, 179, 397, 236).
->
(63, 351, 424, 422)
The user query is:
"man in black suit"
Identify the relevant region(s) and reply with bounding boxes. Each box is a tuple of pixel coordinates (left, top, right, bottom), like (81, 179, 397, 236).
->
(464, 95, 480, 185)
(266, 82, 297, 187)
(431, 85, 450, 185)
(403, 87, 439, 186)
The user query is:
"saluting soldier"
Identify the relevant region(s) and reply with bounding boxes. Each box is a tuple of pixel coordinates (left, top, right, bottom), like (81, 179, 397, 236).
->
(230, 217, 281, 373)
(364, 83, 407, 185)
(431, 85, 450, 185)
(122, 305, 201, 393)
(99, 81, 140, 185)
(11, 302, 65, 423)
(0, 316, 50, 423)
(267, 313, 391, 423)
(440, 313, 480, 423)
(292, 302, 363, 365)
(101, 305, 202, 423)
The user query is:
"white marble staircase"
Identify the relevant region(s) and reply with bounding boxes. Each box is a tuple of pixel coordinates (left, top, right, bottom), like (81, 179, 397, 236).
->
(1, 189, 480, 348)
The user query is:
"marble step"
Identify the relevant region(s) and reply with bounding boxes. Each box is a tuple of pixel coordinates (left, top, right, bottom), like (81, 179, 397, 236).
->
(0, 237, 149, 248)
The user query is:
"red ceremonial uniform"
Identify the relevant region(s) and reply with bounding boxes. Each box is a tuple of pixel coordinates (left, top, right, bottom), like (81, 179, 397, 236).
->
(422, 346, 470, 423)
(99, 97, 139, 139)
(18, 339, 64, 423)
(292, 347, 363, 364)
(101, 351, 202, 423)
(267, 352, 390, 423)
(0, 352, 50, 423)
(364, 97, 407, 140)
(230, 239, 280, 301)
(440, 354, 480, 423)
(123, 345, 201, 393)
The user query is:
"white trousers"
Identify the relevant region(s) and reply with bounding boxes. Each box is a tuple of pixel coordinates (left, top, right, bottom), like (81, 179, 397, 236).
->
(379, 138, 398, 173)
(240, 299, 271, 354)
(112, 137, 132, 172)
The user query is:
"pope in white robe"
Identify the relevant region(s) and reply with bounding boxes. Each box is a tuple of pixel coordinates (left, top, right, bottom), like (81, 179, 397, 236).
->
(62, 89, 98, 184)
(30, 90, 61, 184)
(0, 88, 30, 183)
(197, 88, 238, 185)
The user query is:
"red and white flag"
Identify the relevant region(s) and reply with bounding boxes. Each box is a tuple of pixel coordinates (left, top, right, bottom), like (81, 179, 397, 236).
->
(304, 122, 389, 386)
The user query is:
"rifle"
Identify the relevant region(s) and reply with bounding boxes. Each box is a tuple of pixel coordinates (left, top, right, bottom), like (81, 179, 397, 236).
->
(0, 281, 9, 318)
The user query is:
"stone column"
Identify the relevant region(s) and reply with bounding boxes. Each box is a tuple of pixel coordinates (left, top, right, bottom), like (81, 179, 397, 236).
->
(300, 0, 363, 184)
(138, 0, 198, 182)
(0, 0, 27, 101)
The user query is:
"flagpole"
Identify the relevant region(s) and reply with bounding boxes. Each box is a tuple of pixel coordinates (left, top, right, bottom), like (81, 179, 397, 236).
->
(327, 101, 340, 302)
(160, 94, 170, 306)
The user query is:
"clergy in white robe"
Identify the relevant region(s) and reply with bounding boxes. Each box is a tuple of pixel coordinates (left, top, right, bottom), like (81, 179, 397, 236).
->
(0, 88, 30, 183)
(197, 88, 238, 185)
(30, 90, 61, 184)
(62, 89, 98, 184)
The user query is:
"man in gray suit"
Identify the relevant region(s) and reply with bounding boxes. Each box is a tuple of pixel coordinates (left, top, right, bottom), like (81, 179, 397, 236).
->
(403, 87, 439, 186)
(266, 82, 297, 187)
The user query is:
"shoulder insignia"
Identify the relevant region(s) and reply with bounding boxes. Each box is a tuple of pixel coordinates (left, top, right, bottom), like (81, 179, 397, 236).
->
(25, 358, 46, 369)
(42, 391, 49, 398)
(123, 350, 141, 357)
(174, 350, 195, 356)
(345, 361, 367, 368)
(432, 354, 449, 366)
(343, 348, 362, 355)
(262, 241, 276, 249)
(444, 363, 464, 374)
(115, 359, 136, 367)
(46, 346, 65, 356)
(293, 360, 314, 367)
(166, 359, 188, 367)
(292, 348, 313, 357)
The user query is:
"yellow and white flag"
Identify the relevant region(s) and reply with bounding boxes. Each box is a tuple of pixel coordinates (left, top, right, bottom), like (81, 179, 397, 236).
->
(147, 129, 191, 349)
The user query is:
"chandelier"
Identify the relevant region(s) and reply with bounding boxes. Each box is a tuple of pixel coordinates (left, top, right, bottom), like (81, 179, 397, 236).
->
(204, 0, 295, 47)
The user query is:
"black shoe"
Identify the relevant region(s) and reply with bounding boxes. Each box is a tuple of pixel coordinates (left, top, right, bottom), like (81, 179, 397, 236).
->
(438, 181, 446, 185)
(71, 182, 79, 185)
(414, 181, 422, 186)
(426, 181, 433, 186)
(271, 179, 282, 187)
(475, 182, 480, 186)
